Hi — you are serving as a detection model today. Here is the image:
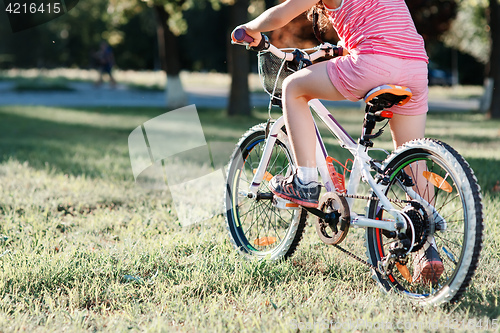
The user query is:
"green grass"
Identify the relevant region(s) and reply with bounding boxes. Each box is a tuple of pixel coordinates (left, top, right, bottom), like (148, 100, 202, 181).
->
(0, 105, 499, 332)
(4, 77, 75, 92)
(13, 81, 74, 92)
(427, 85, 484, 100)
(125, 83, 165, 92)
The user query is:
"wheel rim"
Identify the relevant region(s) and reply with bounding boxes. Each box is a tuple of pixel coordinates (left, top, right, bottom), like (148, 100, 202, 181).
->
(372, 152, 468, 297)
(229, 135, 300, 257)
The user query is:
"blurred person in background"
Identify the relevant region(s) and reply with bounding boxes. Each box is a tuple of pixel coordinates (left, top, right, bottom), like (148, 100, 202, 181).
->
(94, 40, 116, 87)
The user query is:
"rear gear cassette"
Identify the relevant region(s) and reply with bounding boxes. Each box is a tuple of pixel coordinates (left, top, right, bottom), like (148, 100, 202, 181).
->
(403, 201, 430, 252)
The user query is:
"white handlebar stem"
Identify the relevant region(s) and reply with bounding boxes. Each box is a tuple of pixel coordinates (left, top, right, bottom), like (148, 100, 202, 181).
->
(266, 45, 294, 61)
(265, 42, 335, 63)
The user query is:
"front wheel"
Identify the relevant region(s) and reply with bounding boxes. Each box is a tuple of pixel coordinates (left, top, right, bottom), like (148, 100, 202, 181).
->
(224, 123, 308, 261)
(366, 138, 483, 305)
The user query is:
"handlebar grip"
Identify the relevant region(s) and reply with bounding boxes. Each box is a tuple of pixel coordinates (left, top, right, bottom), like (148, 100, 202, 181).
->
(232, 28, 254, 43)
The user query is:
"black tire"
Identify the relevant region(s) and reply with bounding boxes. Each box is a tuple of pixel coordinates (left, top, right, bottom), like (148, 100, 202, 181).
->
(224, 123, 307, 261)
(365, 139, 483, 305)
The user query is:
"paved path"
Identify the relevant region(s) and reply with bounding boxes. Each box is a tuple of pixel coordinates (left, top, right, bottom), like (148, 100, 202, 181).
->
(0, 81, 480, 111)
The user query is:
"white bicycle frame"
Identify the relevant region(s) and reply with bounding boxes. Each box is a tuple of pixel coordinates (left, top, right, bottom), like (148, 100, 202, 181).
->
(240, 41, 445, 247)
(247, 100, 407, 234)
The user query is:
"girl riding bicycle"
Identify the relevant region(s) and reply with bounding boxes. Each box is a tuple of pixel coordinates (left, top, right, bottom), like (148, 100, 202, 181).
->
(235, 0, 441, 283)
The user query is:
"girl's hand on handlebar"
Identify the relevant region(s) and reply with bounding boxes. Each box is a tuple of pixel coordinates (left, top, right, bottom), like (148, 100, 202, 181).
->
(245, 29, 262, 48)
(232, 26, 262, 47)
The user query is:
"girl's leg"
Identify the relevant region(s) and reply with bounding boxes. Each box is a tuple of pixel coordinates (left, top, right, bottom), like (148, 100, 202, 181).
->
(282, 61, 345, 168)
(389, 113, 431, 203)
(389, 113, 426, 148)
(269, 61, 345, 208)
(390, 113, 444, 284)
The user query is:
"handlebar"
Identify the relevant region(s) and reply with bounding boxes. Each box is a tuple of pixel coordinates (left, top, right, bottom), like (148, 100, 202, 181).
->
(232, 28, 254, 43)
(231, 27, 343, 63)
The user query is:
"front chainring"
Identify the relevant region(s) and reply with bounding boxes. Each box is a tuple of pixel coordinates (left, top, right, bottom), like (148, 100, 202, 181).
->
(315, 192, 350, 245)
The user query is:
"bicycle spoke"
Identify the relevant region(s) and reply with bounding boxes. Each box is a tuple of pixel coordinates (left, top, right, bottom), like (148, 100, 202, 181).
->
(266, 208, 283, 242)
(434, 233, 463, 248)
(434, 189, 458, 208)
(438, 210, 464, 229)
(226, 126, 308, 260)
(442, 219, 464, 226)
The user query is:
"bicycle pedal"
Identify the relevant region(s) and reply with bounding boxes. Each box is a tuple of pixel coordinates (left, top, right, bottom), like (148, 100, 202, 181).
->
(272, 196, 299, 210)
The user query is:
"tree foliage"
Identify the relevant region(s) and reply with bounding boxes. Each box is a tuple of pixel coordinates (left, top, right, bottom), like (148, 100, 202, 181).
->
(108, 0, 228, 36)
(406, 0, 457, 42)
(0, 0, 112, 68)
(441, 0, 500, 118)
(442, 0, 490, 64)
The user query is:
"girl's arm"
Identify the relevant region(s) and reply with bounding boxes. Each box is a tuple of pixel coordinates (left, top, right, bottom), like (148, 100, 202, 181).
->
(241, 0, 320, 46)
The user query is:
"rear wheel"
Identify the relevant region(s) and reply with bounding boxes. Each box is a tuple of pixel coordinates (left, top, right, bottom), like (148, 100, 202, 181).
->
(224, 123, 307, 261)
(366, 139, 483, 305)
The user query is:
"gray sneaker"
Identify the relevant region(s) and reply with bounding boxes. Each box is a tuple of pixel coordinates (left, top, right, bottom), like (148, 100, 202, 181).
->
(269, 174, 321, 208)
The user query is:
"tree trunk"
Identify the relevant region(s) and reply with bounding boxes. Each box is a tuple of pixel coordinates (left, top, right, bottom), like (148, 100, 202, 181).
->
(154, 5, 188, 109)
(488, 0, 500, 118)
(480, 77, 494, 113)
(227, 0, 251, 116)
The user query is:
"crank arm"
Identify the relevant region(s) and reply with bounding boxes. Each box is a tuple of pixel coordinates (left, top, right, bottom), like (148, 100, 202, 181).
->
(304, 206, 326, 219)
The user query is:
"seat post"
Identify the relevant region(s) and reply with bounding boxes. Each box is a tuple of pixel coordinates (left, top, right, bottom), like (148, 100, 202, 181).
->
(359, 104, 377, 147)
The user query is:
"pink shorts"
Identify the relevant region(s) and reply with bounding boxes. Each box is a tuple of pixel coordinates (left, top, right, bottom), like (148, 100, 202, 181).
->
(327, 53, 428, 115)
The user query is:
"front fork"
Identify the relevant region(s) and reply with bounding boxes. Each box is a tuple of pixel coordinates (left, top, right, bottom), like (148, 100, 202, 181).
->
(247, 117, 288, 198)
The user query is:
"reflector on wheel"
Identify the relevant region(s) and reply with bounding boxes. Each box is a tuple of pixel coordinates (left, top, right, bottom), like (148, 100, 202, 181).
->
(254, 237, 277, 246)
(253, 169, 273, 182)
(422, 171, 452, 193)
(395, 262, 413, 283)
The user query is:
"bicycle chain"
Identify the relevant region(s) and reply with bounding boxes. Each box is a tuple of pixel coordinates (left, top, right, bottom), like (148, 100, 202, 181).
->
(332, 244, 381, 274)
(338, 192, 410, 204)
(327, 193, 411, 276)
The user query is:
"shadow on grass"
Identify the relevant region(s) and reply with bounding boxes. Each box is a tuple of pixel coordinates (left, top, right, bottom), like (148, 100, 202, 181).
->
(9, 77, 76, 92)
(458, 288, 500, 319)
(0, 106, 263, 180)
(13, 82, 75, 92)
(1, 105, 498, 192)
(467, 158, 500, 194)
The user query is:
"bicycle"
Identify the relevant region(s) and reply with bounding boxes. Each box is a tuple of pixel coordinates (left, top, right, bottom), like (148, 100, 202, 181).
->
(224, 29, 483, 305)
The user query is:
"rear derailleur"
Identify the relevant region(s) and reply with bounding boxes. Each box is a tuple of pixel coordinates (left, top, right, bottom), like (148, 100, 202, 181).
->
(378, 234, 411, 280)
(378, 201, 430, 280)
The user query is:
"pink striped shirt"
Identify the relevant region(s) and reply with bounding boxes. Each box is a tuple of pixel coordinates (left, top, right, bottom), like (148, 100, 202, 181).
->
(325, 0, 428, 63)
